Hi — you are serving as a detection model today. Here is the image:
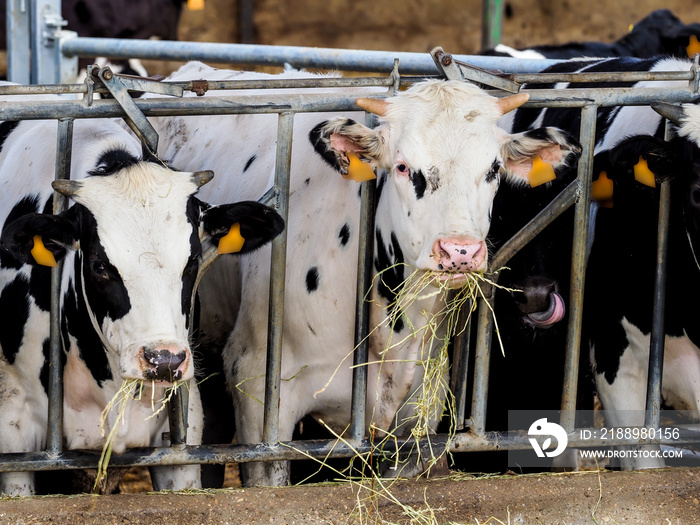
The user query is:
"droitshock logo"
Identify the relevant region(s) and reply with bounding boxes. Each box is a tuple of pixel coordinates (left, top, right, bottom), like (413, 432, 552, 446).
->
(528, 418, 568, 458)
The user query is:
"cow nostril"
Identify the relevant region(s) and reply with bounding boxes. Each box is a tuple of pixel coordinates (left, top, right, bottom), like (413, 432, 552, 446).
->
(142, 349, 187, 381)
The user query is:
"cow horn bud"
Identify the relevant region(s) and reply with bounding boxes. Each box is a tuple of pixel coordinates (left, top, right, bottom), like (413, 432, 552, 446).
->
(651, 102, 685, 126)
(497, 93, 530, 115)
(355, 97, 389, 117)
(51, 179, 82, 197)
(193, 170, 215, 187)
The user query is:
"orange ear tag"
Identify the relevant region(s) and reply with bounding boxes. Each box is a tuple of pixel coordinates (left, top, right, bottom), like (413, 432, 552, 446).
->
(343, 151, 376, 183)
(687, 35, 700, 58)
(527, 155, 556, 187)
(31, 235, 57, 267)
(633, 156, 656, 188)
(187, 0, 205, 10)
(217, 223, 245, 254)
(591, 171, 614, 202)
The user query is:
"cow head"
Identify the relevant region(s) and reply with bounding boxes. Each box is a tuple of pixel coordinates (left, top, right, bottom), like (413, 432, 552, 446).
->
(0, 152, 284, 384)
(310, 80, 580, 287)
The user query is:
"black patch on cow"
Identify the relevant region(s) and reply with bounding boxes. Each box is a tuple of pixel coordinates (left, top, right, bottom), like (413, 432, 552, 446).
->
(73, 206, 131, 326)
(0, 195, 43, 270)
(375, 171, 387, 206)
(181, 197, 202, 327)
(304, 178, 311, 186)
(339, 223, 351, 247)
(62, 270, 113, 386)
(0, 275, 31, 364)
(243, 155, 257, 173)
(486, 160, 501, 183)
(306, 267, 319, 293)
(374, 229, 405, 333)
(0, 121, 19, 152)
(89, 149, 140, 177)
(411, 169, 427, 199)
(309, 119, 355, 173)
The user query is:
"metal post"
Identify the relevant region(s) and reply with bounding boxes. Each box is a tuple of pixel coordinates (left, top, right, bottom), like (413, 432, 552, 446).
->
(262, 111, 293, 444)
(644, 121, 673, 428)
(7, 0, 31, 83)
(468, 288, 495, 434)
(559, 104, 596, 431)
(46, 118, 72, 455)
(30, 0, 64, 84)
(481, 0, 503, 50)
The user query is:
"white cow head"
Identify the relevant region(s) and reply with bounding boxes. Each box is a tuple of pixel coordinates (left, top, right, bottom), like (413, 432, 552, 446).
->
(0, 151, 284, 384)
(310, 80, 580, 287)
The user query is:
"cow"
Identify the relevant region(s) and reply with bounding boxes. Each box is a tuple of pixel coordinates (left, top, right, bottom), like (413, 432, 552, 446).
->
(584, 119, 700, 469)
(0, 109, 284, 496)
(142, 61, 582, 486)
(482, 9, 700, 60)
(482, 55, 700, 470)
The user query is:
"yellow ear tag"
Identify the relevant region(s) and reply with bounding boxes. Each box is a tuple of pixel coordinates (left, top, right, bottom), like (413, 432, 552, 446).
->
(343, 151, 376, 183)
(688, 35, 700, 58)
(187, 0, 205, 10)
(527, 155, 556, 187)
(591, 171, 614, 202)
(217, 223, 245, 254)
(634, 156, 656, 188)
(31, 235, 57, 267)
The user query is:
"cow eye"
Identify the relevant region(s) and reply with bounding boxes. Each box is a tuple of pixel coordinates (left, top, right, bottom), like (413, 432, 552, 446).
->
(89, 257, 108, 279)
(395, 163, 410, 176)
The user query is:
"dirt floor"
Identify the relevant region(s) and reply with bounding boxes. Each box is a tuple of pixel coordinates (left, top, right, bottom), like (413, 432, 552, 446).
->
(4, 1, 700, 523)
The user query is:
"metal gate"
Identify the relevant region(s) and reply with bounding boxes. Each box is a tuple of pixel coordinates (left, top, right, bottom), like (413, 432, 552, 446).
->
(2, 36, 700, 487)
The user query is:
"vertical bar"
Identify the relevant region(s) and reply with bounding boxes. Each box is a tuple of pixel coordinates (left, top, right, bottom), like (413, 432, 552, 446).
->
(468, 285, 495, 434)
(166, 389, 187, 446)
(7, 0, 31, 84)
(262, 111, 293, 444)
(481, 0, 503, 50)
(450, 312, 472, 431)
(239, 0, 254, 44)
(30, 0, 62, 84)
(349, 178, 376, 442)
(46, 118, 72, 455)
(644, 121, 673, 428)
(559, 104, 596, 431)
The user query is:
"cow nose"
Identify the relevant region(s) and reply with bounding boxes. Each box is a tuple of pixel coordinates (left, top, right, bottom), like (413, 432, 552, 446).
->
(514, 276, 556, 315)
(434, 238, 486, 272)
(142, 346, 187, 382)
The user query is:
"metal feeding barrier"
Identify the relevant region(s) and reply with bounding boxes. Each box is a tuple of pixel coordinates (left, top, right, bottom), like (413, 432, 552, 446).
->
(2, 47, 700, 486)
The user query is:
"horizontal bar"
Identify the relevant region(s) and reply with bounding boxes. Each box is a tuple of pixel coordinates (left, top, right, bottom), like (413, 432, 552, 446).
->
(0, 86, 696, 122)
(512, 70, 696, 84)
(60, 37, 562, 74)
(2, 426, 698, 472)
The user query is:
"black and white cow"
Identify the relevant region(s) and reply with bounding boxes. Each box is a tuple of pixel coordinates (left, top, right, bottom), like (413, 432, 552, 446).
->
(482, 9, 700, 60)
(144, 62, 581, 486)
(0, 110, 284, 495)
(489, 56, 700, 469)
(585, 115, 700, 469)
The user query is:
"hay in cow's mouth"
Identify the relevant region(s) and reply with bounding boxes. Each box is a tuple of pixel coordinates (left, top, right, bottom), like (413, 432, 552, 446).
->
(93, 378, 184, 493)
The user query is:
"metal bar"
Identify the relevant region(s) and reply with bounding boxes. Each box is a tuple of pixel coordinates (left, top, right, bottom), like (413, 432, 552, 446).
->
(30, 0, 63, 84)
(46, 118, 72, 456)
(239, 0, 254, 44)
(4, 426, 699, 472)
(262, 112, 294, 445)
(559, 105, 597, 431)
(59, 37, 562, 74)
(468, 288, 496, 434)
(481, 0, 503, 50)
(7, 0, 32, 84)
(644, 121, 674, 428)
(511, 71, 696, 84)
(349, 172, 377, 442)
(0, 85, 696, 123)
(450, 313, 472, 431)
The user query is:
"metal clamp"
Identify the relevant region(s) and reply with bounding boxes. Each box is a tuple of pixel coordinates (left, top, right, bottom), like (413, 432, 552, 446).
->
(431, 46, 521, 93)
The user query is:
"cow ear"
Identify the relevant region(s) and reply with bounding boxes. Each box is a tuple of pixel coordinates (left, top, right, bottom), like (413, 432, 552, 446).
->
(309, 118, 386, 175)
(0, 210, 78, 267)
(501, 127, 581, 184)
(201, 201, 285, 255)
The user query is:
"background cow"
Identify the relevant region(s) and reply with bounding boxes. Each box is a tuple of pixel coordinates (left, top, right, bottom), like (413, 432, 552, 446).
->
(0, 108, 284, 495)
(482, 9, 700, 60)
(144, 62, 581, 487)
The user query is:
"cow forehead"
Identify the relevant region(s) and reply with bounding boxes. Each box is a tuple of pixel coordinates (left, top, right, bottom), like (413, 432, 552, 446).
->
(74, 163, 200, 262)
